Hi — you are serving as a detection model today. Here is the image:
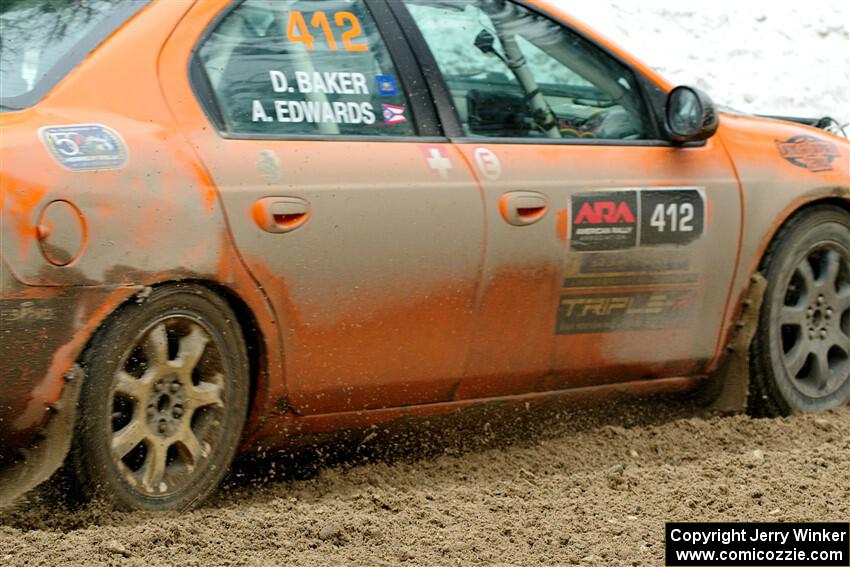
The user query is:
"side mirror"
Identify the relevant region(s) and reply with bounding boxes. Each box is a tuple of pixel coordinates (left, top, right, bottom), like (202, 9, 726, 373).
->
(474, 30, 498, 57)
(666, 86, 719, 143)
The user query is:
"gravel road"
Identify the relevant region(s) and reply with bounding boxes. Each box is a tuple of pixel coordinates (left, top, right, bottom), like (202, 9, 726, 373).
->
(1, 395, 847, 566)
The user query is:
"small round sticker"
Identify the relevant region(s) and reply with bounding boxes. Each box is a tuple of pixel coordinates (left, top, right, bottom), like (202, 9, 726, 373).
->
(473, 147, 502, 180)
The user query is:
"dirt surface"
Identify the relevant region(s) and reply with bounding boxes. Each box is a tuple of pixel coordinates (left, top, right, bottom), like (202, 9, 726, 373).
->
(1, 395, 848, 566)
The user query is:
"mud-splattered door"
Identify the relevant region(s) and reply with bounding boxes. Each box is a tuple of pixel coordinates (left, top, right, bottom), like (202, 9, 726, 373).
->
(163, 0, 486, 414)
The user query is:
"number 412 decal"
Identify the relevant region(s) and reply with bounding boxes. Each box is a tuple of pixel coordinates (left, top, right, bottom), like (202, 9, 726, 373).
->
(640, 189, 705, 246)
(287, 11, 368, 52)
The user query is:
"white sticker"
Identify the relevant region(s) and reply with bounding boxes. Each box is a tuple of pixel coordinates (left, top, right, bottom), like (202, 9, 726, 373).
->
(424, 147, 453, 179)
(473, 147, 501, 181)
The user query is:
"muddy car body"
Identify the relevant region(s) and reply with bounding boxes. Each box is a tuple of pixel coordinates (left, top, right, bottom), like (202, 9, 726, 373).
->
(1, 0, 848, 510)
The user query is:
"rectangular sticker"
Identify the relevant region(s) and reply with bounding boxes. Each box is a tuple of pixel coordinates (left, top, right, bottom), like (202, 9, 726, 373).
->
(640, 189, 705, 246)
(556, 290, 696, 334)
(39, 124, 128, 171)
(570, 188, 705, 251)
(570, 191, 638, 251)
(579, 253, 690, 275)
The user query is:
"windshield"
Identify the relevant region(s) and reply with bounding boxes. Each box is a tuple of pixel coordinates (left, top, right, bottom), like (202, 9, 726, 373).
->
(0, 0, 150, 111)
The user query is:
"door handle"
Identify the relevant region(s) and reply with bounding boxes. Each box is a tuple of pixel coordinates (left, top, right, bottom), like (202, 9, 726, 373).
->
(499, 191, 548, 226)
(252, 197, 310, 233)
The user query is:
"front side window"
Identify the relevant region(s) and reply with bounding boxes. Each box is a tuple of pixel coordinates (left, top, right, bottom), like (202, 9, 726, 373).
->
(198, 0, 415, 137)
(402, 0, 653, 141)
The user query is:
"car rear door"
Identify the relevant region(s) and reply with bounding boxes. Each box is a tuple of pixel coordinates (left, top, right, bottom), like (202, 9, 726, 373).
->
(160, 0, 485, 414)
(393, 0, 742, 396)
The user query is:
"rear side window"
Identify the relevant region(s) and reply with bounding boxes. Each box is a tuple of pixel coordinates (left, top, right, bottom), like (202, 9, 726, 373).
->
(0, 0, 150, 112)
(197, 0, 415, 137)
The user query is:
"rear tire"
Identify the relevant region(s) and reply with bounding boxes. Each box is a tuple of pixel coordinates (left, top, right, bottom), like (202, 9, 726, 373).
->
(71, 284, 249, 511)
(750, 205, 850, 416)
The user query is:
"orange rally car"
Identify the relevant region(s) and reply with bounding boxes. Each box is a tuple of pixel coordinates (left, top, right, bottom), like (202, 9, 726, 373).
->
(1, 0, 848, 511)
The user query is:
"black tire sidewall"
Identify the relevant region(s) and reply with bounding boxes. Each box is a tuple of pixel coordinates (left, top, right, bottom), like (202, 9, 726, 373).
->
(73, 284, 249, 511)
(756, 207, 850, 414)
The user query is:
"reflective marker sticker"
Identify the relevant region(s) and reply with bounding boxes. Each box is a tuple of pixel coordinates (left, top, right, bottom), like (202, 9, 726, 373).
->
(39, 124, 128, 171)
(421, 145, 453, 179)
(473, 147, 502, 180)
(375, 74, 399, 96)
(382, 104, 407, 125)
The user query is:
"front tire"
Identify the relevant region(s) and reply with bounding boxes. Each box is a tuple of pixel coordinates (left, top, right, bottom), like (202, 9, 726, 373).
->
(751, 205, 850, 416)
(71, 284, 249, 511)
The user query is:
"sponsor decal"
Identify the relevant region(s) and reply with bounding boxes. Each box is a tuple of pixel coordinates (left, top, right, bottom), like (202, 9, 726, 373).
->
(570, 188, 705, 251)
(580, 253, 690, 275)
(0, 301, 56, 323)
(473, 147, 502, 180)
(39, 124, 128, 171)
(563, 273, 699, 289)
(375, 74, 399, 96)
(571, 191, 638, 251)
(382, 103, 407, 125)
(556, 290, 696, 334)
(421, 145, 453, 179)
(640, 189, 705, 246)
(776, 135, 840, 173)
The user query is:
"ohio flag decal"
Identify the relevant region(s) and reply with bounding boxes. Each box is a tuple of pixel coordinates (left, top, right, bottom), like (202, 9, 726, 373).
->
(382, 104, 407, 125)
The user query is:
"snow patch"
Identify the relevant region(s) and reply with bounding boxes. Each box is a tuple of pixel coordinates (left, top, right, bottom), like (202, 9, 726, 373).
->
(551, 0, 850, 125)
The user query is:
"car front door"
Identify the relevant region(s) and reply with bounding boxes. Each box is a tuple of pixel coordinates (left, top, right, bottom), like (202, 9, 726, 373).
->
(395, 0, 742, 396)
(161, 0, 485, 415)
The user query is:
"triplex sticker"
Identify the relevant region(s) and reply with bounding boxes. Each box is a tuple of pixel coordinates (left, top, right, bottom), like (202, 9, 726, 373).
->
(570, 188, 705, 251)
(39, 124, 128, 171)
(776, 135, 840, 173)
(556, 290, 696, 334)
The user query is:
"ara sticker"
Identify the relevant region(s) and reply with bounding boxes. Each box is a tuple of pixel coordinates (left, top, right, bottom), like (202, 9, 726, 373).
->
(776, 135, 840, 173)
(39, 124, 128, 171)
(382, 104, 407, 125)
(376, 75, 399, 96)
(571, 191, 638, 251)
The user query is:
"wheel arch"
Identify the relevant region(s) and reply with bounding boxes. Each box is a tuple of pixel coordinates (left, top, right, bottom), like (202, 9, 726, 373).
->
(75, 279, 271, 443)
(751, 193, 850, 276)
